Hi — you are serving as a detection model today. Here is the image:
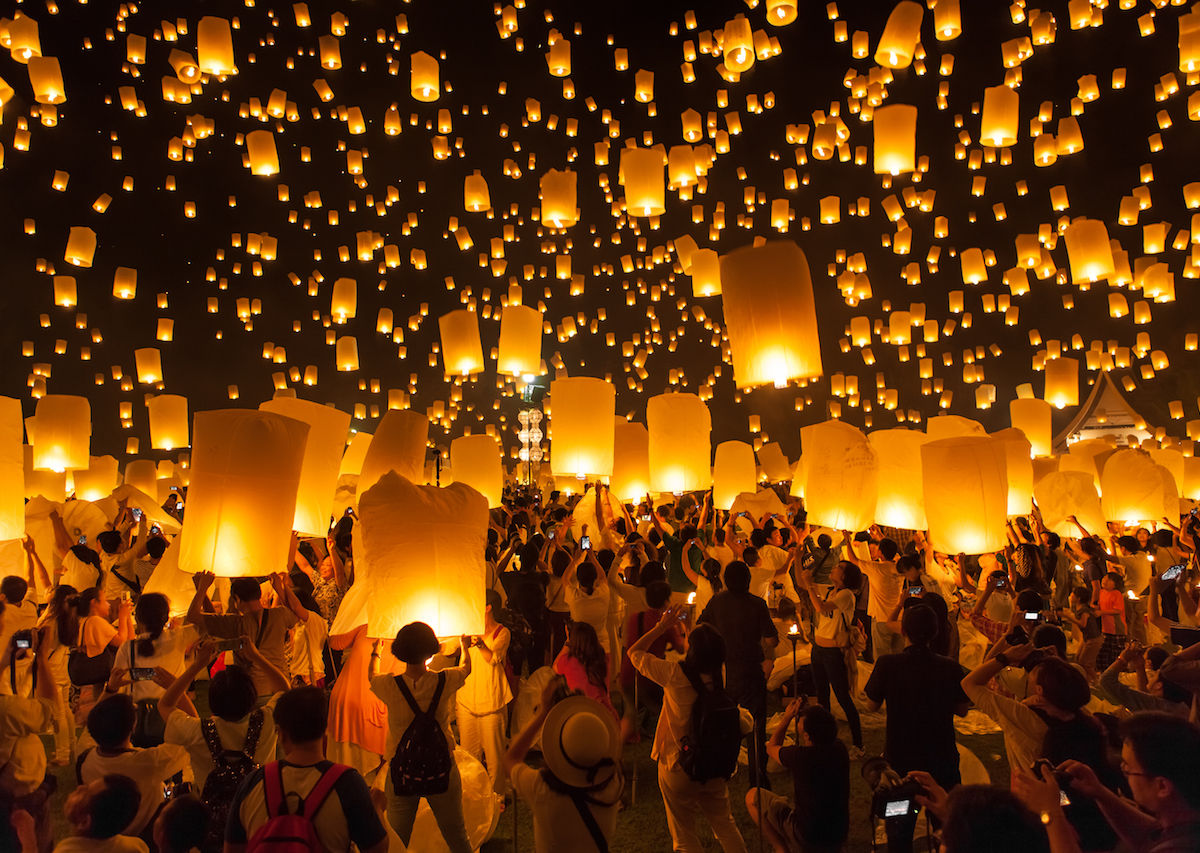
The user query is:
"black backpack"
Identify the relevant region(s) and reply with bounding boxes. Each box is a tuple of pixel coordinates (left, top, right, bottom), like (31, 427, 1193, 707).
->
(200, 710, 265, 853)
(677, 663, 743, 783)
(1030, 708, 1120, 852)
(389, 672, 453, 796)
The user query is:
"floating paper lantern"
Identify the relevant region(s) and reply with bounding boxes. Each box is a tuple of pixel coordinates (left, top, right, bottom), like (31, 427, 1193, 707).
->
(801, 420, 878, 531)
(546, 38, 570, 76)
(245, 130, 279, 176)
(934, 0, 962, 39)
(359, 473, 487, 639)
(540, 169, 577, 227)
(875, 1, 923, 68)
(767, 0, 798, 26)
(497, 305, 542, 378)
(358, 409, 429, 497)
(1009, 397, 1053, 457)
(620, 147, 665, 217)
(411, 51, 439, 101)
(177, 410, 308, 577)
(647, 393, 711, 494)
(53, 276, 76, 307)
(135, 348, 163, 384)
(723, 15, 755, 72)
(331, 277, 356, 321)
(993, 428, 1033, 516)
(921, 437, 1009, 554)
(1100, 449, 1174, 524)
(335, 337, 359, 371)
(713, 440, 757, 510)
(8, 14, 41, 63)
(719, 241, 822, 388)
(1034, 471, 1105, 537)
(64, 226, 96, 267)
(873, 104, 916, 175)
(73, 456, 118, 502)
(259, 397, 351, 536)
(549, 378, 615, 479)
(196, 16, 235, 76)
(0, 398, 23, 540)
(980, 85, 1019, 147)
(27, 56, 64, 104)
(147, 395, 189, 450)
(610, 419, 650, 501)
(123, 459, 158, 496)
(1064, 218, 1114, 283)
(1043, 357, 1080, 409)
(451, 435, 503, 508)
(869, 428, 928, 529)
(464, 170, 490, 212)
(113, 267, 137, 299)
(691, 249, 722, 297)
(438, 310, 484, 376)
(32, 395, 90, 472)
(756, 442, 792, 482)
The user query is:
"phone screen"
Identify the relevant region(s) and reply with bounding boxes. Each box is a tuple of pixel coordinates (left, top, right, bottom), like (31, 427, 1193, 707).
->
(130, 667, 157, 682)
(77, 534, 88, 545)
(1163, 564, 1185, 581)
(131, 507, 143, 521)
(907, 586, 923, 596)
(150, 525, 161, 536)
(1025, 611, 1040, 621)
(215, 638, 243, 653)
(14, 637, 31, 650)
(548, 529, 556, 541)
(581, 535, 591, 550)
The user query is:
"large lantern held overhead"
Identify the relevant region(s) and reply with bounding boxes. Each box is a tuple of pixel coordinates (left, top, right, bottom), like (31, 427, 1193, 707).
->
(713, 440, 757, 511)
(549, 378, 615, 479)
(1044, 357, 1080, 409)
(992, 428, 1034, 516)
(647, 393, 711, 494)
(0, 397, 23, 541)
(1009, 398, 1053, 457)
(359, 409, 429, 498)
(259, 397, 351, 537)
(922, 437, 1008, 554)
(801, 421, 878, 531)
(177, 410, 308, 577)
(450, 435, 503, 508)
(31, 395, 90, 473)
(1034, 471, 1105, 538)
(610, 419, 650, 501)
(869, 428, 927, 530)
(719, 240, 823, 388)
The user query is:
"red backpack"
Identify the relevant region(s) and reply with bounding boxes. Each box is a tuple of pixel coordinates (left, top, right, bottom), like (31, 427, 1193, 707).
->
(245, 761, 348, 853)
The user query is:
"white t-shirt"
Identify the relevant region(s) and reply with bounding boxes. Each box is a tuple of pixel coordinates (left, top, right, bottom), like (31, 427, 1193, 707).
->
(510, 762, 621, 852)
(58, 551, 102, 595)
(76, 744, 191, 835)
(289, 609, 328, 683)
(0, 600, 39, 697)
(164, 694, 280, 792)
(706, 543, 736, 568)
(565, 579, 611, 653)
(112, 625, 198, 702)
(814, 588, 856, 644)
(52, 836, 148, 853)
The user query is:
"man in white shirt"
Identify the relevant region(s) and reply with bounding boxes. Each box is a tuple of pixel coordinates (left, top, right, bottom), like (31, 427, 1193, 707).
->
(0, 576, 40, 696)
(842, 533, 903, 660)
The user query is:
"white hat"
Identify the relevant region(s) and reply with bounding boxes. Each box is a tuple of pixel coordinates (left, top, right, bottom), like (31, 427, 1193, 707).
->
(540, 695, 620, 789)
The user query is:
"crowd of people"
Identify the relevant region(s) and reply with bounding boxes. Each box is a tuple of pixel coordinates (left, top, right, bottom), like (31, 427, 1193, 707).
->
(2, 484, 1200, 853)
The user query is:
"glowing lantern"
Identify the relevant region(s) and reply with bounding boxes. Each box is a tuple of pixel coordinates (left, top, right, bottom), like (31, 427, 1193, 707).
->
(875, 1, 923, 69)
(135, 348, 163, 384)
(123, 459, 158, 496)
(1100, 450, 1174, 524)
(1034, 471, 1105, 537)
(546, 38, 570, 76)
(869, 428, 928, 529)
(331, 278, 356, 321)
(411, 51, 439, 101)
(359, 410, 429, 497)
(246, 130, 279, 176)
(359, 473, 486, 639)
(934, 0, 961, 39)
(921, 437, 1009, 554)
(64, 226, 97, 267)
(113, 267, 137, 300)
(1044, 357, 1079, 409)
(647, 393, 711, 494)
(1064, 218, 1114, 283)
(801, 420, 878, 530)
(719, 241, 823, 388)
(713, 440, 757, 510)
(450, 435, 503, 508)
(980, 85, 1019, 147)
(196, 16, 235, 76)
(540, 169, 577, 227)
(27, 56, 64, 104)
(259, 397, 351, 536)
(464, 170, 490, 212)
(147, 395, 189, 450)
(73, 456, 118, 501)
(723, 15, 755, 72)
(691, 249, 722, 297)
(620, 147, 665, 217)
(0, 397, 23, 540)
(438, 310, 484, 376)
(497, 305, 542, 378)
(53, 276, 76, 307)
(873, 104, 916, 175)
(757, 442, 792, 482)
(767, 0, 798, 26)
(548, 378, 615, 479)
(610, 420, 650, 501)
(1009, 397, 1053, 457)
(993, 428, 1033, 515)
(335, 337, 359, 372)
(177, 410, 308, 577)
(8, 14, 41, 62)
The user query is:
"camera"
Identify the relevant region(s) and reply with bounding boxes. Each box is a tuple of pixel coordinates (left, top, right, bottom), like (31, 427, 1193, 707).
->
(12, 629, 32, 650)
(989, 569, 1009, 590)
(862, 757, 923, 821)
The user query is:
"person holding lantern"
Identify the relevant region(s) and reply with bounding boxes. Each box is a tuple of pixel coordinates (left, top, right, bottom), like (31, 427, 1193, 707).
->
(457, 589, 513, 795)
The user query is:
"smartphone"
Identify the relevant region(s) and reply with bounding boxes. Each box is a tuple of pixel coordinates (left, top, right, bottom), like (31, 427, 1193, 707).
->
(548, 529, 556, 541)
(77, 534, 88, 545)
(13, 636, 31, 650)
(581, 535, 591, 550)
(640, 514, 651, 522)
(1024, 611, 1040, 622)
(907, 585, 923, 596)
(162, 781, 176, 800)
(214, 638, 243, 652)
(150, 525, 161, 536)
(130, 667, 157, 682)
(1162, 564, 1185, 581)
(131, 507, 143, 521)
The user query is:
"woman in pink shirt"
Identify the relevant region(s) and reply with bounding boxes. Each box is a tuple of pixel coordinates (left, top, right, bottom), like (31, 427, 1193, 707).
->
(553, 621, 618, 720)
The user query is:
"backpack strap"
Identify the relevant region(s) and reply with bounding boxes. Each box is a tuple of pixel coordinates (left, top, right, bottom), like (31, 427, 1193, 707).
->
(110, 565, 141, 595)
(568, 789, 610, 853)
(255, 609, 270, 649)
(298, 764, 349, 817)
(394, 671, 445, 718)
(243, 709, 265, 757)
(75, 747, 93, 785)
(200, 718, 226, 762)
(263, 761, 288, 818)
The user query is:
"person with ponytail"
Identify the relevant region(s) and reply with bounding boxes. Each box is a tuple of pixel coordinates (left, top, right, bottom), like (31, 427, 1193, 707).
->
(112, 593, 196, 702)
(72, 587, 133, 723)
(37, 584, 77, 765)
(554, 620, 618, 720)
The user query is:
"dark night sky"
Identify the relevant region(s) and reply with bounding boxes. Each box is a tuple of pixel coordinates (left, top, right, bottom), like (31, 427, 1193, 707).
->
(1, 0, 1198, 470)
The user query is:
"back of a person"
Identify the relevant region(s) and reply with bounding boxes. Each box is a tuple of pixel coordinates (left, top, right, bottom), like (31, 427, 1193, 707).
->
(114, 629, 192, 702)
(231, 761, 360, 852)
(702, 591, 764, 674)
(372, 666, 464, 756)
(77, 747, 185, 837)
(522, 768, 621, 852)
(873, 647, 963, 777)
(788, 740, 850, 849)
(171, 709, 276, 791)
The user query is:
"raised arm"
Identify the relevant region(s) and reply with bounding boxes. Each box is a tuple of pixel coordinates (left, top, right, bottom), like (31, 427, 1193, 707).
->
(159, 639, 219, 721)
(270, 572, 310, 624)
(48, 510, 73, 561)
(22, 537, 51, 598)
(186, 572, 215, 627)
(680, 538, 702, 586)
(242, 635, 291, 695)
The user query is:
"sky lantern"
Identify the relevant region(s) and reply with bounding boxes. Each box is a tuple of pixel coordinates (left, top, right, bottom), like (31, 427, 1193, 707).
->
(609, 420, 651, 501)
(993, 427, 1034, 515)
(540, 169, 577, 227)
(870, 428, 928, 529)
(497, 304, 542, 378)
(147, 395, 189, 450)
(27, 56, 64, 104)
(620, 147, 665, 217)
(1009, 397, 1053, 457)
(64, 226, 96, 267)
(259, 396, 351, 536)
(647, 393, 711, 494)
(719, 241, 823, 388)
(464, 170, 490, 212)
(1100, 449, 1173, 524)
(331, 277, 356, 322)
(980, 85, 1019, 147)
(713, 440, 757, 510)
(123, 459, 158, 496)
(438, 309, 484, 376)
(873, 104, 916, 175)
(921, 436, 1009, 554)
(690, 248, 722, 297)
(723, 15, 755, 72)
(411, 51, 439, 101)
(1034, 471, 1105, 537)
(801, 420, 878, 531)
(177, 410, 308, 577)
(766, 0, 798, 27)
(546, 38, 570, 76)
(135, 348, 163, 384)
(245, 130, 279, 176)
(875, 1, 923, 69)
(1043, 357, 1080, 409)
(0, 397, 23, 541)
(934, 0, 962, 40)
(53, 276, 76, 307)
(359, 473, 487, 639)
(196, 16, 235, 76)
(450, 434, 503, 508)
(358, 409, 429, 497)
(1064, 218, 1115, 283)
(549, 377, 615, 479)
(8, 13, 41, 63)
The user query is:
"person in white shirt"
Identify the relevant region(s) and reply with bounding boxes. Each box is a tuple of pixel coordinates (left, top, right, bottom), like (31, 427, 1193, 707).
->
(111, 594, 197, 703)
(561, 546, 611, 656)
(457, 590, 513, 794)
(54, 773, 148, 853)
(284, 573, 328, 686)
(0, 575, 41, 697)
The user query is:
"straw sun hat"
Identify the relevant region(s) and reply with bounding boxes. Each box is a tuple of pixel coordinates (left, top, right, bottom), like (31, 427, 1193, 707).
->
(540, 695, 620, 789)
